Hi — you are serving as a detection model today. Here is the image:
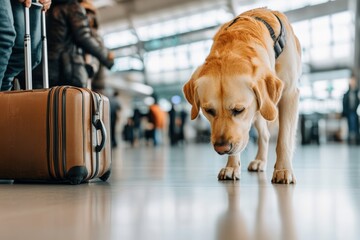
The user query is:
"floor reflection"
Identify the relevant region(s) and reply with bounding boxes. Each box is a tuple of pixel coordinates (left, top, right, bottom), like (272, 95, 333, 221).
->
(216, 181, 249, 240)
(217, 172, 298, 240)
(1, 143, 360, 240)
(0, 183, 112, 240)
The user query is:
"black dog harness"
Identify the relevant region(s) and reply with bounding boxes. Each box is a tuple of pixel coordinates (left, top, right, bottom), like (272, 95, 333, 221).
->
(226, 14, 286, 59)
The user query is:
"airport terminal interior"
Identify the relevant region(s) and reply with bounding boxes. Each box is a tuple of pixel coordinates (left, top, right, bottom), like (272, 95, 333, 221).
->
(1, 0, 360, 239)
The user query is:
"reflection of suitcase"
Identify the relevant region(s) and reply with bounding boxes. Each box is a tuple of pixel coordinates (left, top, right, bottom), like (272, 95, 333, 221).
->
(0, 4, 111, 184)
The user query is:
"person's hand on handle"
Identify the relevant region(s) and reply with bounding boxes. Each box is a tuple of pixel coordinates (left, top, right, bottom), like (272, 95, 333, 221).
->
(18, 0, 31, 8)
(39, 0, 51, 12)
(19, 0, 52, 12)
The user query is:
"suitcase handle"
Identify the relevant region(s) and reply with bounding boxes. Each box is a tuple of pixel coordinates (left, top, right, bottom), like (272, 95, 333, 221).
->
(93, 119, 107, 152)
(24, 2, 49, 90)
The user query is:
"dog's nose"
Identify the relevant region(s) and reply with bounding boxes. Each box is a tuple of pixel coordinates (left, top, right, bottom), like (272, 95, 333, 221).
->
(214, 142, 232, 155)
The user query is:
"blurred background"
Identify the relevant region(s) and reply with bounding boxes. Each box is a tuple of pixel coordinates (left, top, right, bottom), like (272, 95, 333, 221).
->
(90, 0, 360, 147)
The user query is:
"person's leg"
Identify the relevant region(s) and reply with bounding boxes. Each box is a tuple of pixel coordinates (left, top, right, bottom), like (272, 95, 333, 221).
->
(0, 1, 16, 87)
(1, 0, 42, 91)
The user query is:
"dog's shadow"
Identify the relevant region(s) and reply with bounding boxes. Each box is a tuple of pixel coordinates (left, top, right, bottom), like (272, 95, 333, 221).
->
(216, 174, 297, 240)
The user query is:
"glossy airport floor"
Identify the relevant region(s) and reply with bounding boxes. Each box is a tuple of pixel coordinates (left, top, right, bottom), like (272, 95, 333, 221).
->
(0, 141, 360, 240)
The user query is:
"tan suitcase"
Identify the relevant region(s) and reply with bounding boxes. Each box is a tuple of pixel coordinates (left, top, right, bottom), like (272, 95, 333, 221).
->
(0, 3, 111, 184)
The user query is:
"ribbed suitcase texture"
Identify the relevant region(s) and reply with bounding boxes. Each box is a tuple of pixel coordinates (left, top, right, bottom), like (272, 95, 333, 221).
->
(0, 86, 112, 184)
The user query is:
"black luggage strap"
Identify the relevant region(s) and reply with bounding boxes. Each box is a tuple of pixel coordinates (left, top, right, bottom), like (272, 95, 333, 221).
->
(254, 15, 286, 59)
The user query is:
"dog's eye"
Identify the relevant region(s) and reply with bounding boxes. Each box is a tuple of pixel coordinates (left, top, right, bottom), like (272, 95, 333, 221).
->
(204, 108, 216, 116)
(231, 108, 245, 116)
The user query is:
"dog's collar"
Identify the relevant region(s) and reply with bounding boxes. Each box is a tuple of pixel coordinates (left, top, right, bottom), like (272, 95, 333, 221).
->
(254, 15, 286, 59)
(225, 14, 286, 59)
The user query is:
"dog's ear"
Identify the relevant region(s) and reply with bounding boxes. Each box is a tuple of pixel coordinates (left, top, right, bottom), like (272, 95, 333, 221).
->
(183, 67, 202, 120)
(253, 73, 283, 121)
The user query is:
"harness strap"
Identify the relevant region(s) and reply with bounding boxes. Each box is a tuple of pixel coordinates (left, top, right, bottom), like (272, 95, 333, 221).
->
(225, 14, 286, 59)
(254, 15, 286, 59)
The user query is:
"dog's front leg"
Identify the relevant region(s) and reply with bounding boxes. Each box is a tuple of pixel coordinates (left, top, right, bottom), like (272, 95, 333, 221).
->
(218, 155, 241, 180)
(248, 116, 269, 172)
(272, 90, 299, 184)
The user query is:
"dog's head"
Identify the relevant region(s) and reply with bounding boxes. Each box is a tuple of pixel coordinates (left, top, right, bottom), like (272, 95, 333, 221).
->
(183, 64, 283, 155)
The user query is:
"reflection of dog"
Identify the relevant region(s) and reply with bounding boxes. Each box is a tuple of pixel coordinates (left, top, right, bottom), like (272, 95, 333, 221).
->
(183, 8, 301, 183)
(217, 176, 297, 240)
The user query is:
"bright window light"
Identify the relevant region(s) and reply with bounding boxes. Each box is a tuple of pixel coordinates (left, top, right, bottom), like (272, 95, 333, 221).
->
(144, 40, 212, 73)
(136, 8, 233, 41)
(310, 46, 331, 62)
(235, 0, 328, 13)
(332, 43, 351, 59)
(332, 12, 353, 43)
(300, 85, 313, 99)
(144, 51, 161, 73)
(293, 21, 311, 48)
(331, 78, 349, 99)
(311, 16, 331, 46)
(161, 48, 176, 71)
(313, 80, 329, 100)
(104, 30, 138, 49)
(112, 57, 144, 71)
(175, 45, 190, 69)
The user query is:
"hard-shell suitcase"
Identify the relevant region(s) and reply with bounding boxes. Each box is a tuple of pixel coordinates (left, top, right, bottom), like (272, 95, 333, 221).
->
(0, 3, 111, 184)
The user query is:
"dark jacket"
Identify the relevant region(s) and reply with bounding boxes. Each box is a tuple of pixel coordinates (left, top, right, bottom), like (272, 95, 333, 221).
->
(46, 0, 114, 87)
(342, 89, 360, 117)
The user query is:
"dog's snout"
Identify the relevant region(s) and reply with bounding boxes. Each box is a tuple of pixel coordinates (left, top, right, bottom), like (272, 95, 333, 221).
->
(214, 142, 232, 155)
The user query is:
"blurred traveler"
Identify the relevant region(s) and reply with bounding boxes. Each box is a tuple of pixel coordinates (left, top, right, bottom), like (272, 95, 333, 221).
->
(37, 0, 114, 88)
(168, 104, 178, 145)
(342, 73, 360, 144)
(194, 114, 211, 143)
(132, 108, 143, 146)
(148, 95, 166, 146)
(178, 107, 188, 144)
(80, 0, 107, 90)
(109, 91, 121, 148)
(122, 117, 135, 147)
(0, 0, 51, 91)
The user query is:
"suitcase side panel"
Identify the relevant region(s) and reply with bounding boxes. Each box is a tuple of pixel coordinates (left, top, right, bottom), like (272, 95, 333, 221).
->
(48, 87, 93, 181)
(63, 87, 94, 180)
(99, 95, 112, 177)
(86, 91, 112, 180)
(0, 90, 51, 179)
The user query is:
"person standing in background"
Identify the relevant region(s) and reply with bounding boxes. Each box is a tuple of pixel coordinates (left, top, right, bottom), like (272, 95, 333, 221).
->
(40, 0, 114, 88)
(148, 95, 166, 146)
(109, 91, 122, 148)
(168, 104, 178, 146)
(342, 73, 360, 145)
(80, 0, 107, 91)
(132, 108, 143, 146)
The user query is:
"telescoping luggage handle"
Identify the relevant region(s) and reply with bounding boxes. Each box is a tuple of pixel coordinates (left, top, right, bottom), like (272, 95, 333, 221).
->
(24, 1, 49, 90)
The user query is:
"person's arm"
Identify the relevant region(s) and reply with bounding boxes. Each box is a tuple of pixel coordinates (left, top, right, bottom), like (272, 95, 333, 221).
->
(68, 3, 114, 69)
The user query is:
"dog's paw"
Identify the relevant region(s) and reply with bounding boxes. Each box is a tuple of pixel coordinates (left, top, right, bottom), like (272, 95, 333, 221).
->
(247, 159, 266, 172)
(218, 167, 240, 180)
(271, 169, 296, 184)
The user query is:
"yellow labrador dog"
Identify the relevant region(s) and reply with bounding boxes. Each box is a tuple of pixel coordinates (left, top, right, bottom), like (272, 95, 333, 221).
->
(183, 8, 301, 184)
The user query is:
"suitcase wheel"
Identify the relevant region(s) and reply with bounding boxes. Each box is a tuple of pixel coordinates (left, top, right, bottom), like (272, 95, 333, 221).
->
(69, 176, 83, 185)
(66, 166, 88, 185)
(99, 170, 111, 182)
